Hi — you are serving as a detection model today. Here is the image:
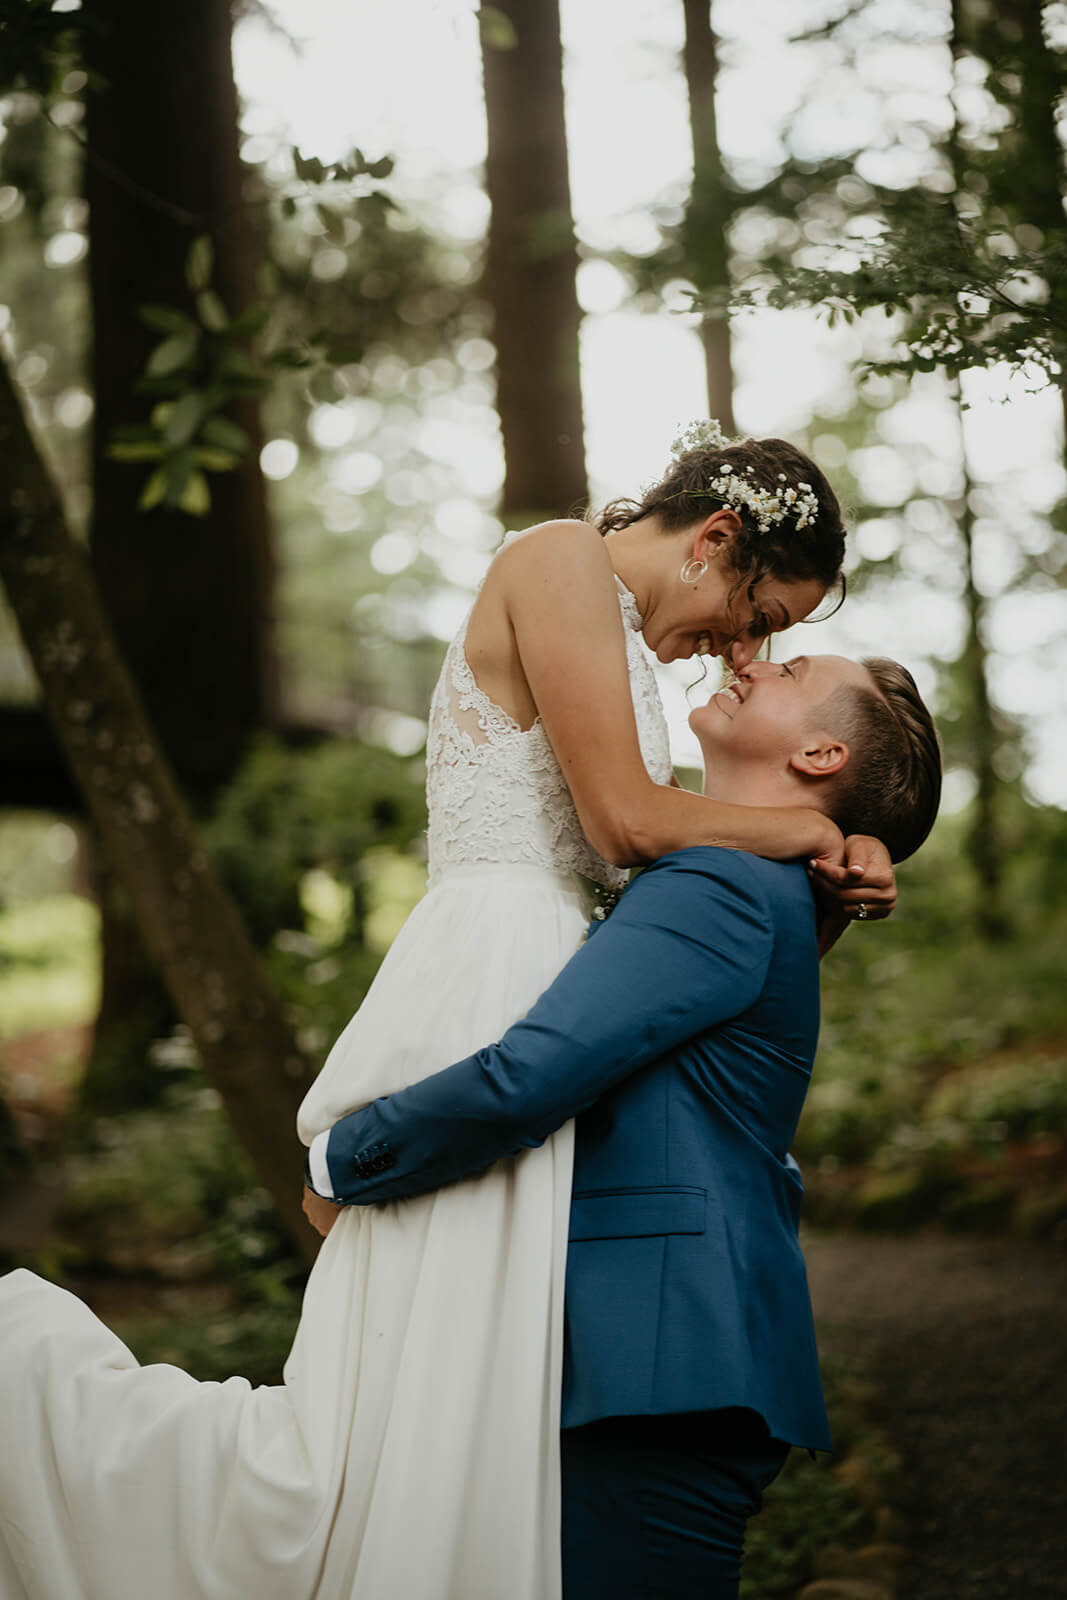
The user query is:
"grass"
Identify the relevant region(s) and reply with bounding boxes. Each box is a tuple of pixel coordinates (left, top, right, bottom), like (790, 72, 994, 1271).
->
(0, 893, 99, 1040)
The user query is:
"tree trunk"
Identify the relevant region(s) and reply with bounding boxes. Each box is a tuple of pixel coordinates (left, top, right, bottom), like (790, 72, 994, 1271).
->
(0, 355, 317, 1257)
(81, 0, 278, 1105)
(948, 6, 1008, 937)
(955, 392, 1008, 939)
(681, 0, 736, 433)
(83, 0, 276, 800)
(479, 0, 588, 522)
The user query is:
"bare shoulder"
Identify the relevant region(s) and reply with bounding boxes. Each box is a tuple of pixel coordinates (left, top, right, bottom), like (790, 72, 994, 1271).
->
(492, 518, 613, 594)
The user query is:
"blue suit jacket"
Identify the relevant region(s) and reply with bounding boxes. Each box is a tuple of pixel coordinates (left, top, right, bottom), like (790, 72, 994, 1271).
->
(317, 847, 831, 1452)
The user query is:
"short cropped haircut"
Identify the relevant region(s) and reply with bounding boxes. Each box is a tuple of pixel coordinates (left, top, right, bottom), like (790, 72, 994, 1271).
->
(820, 658, 942, 862)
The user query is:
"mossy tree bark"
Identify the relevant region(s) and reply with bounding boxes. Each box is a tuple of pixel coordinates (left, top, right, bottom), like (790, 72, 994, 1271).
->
(0, 355, 316, 1258)
(479, 0, 588, 523)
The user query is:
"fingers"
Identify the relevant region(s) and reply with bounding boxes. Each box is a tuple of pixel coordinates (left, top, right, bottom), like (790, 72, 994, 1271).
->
(842, 834, 894, 882)
(807, 867, 896, 920)
(808, 858, 853, 886)
(843, 895, 893, 921)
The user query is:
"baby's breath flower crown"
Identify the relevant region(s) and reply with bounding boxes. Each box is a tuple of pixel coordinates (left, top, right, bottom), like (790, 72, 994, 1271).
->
(593, 425, 847, 600)
(670, 418, 819, 535)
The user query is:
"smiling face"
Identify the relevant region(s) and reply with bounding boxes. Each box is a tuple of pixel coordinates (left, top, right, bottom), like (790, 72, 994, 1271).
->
(690, 654, 878, 803)
(639, 517, 829, 670)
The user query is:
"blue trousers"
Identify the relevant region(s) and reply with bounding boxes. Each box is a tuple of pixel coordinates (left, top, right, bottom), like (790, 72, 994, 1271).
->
(561, 1411, 790, 1600)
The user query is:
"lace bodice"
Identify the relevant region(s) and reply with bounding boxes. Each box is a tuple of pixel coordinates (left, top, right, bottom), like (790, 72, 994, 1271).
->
(425, 565, 673, 892)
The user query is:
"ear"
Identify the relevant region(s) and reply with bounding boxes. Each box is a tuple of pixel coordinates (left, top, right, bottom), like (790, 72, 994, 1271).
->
(789, 733, 850, 780)
(691, 508, 742, 562)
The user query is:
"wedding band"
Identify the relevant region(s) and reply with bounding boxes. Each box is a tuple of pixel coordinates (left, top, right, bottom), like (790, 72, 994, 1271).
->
(856, 903, 869, 921)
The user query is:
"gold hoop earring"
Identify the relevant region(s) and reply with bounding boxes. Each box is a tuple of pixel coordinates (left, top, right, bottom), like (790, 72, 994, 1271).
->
(680, 557, 708, 584)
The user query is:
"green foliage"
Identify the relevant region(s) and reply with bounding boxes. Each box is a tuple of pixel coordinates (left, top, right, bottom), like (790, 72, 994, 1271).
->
(0, 893, 98, 1038)
(204, 735, 426, 946)
(57, 1079, 304, 1383)
(741, 1361, 900, 1597)
(797, 803, 1067, 1228)
(202, 735, 427, 1053)
(731, 202, 1067, 387)
(742, 1454, 866, 1596)
(109, 139, 405, 518)
(0, 0, 84, 100)
(924, 1056, 1067, 1152)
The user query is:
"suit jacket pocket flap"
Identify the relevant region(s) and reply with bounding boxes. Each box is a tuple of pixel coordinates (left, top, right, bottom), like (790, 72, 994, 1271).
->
(569, 1186, 706, 1241)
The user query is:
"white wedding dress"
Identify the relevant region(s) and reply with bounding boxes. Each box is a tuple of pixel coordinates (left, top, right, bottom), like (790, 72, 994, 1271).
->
(0, 565, 671, 1600)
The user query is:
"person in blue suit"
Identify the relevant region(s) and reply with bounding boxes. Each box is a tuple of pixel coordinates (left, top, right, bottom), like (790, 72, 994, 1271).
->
(303, 652, 941, 1599)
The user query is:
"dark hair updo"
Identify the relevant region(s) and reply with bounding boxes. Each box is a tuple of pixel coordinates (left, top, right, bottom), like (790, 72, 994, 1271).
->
(595, 436, 847, 611)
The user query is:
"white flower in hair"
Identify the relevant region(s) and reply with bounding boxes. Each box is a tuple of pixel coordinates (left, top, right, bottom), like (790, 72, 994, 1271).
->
(703, 470, 820, 533)
(671, 418, 729, 456)
(669, 418, 820, 533)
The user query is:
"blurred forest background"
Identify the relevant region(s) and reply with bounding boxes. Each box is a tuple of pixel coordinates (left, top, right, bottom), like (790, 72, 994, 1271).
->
(0, 2, 1066, 1562)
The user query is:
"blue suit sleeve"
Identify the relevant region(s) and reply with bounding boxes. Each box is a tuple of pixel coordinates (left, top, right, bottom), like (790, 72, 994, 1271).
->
(321, 849, 775, 1204)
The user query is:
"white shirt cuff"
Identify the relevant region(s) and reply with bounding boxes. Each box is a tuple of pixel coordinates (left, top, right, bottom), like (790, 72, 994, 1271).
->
(308, 1130, 334, 1198)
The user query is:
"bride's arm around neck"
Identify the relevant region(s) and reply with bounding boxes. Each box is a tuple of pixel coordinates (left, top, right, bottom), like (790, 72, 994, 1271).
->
(468, 519, 842, 870)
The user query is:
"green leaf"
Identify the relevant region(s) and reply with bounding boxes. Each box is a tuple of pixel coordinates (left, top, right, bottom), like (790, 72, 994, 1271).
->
(138, 304, 196, 335)
(200, 415, 250, 453)
(292, 146, 325, 184)
(146, 329, 199, 378)
(364, 155, 395, 180)
(356, 191, 399, 226)
(162, 449, 195, 503)
(194, 447, 242, 472)
(178, 470, 211, 516)
(266, 346, 312, 369)
(108, 440, 164, 462)
(196, 289, 229, 332)
(138, 468, 168, 511)
(162, 390, 207, 448)
(186, 234, 214, 293)
(478, 6, 518, 49)
(218, 348, 263, 380)
(227, 304, 270, 338)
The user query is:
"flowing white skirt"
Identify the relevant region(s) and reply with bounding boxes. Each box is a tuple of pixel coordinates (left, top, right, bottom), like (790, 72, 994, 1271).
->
(0, 863, 587, 1600)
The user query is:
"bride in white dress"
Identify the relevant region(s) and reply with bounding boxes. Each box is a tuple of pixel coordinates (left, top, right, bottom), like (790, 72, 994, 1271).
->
(0, 429, 892, 1599)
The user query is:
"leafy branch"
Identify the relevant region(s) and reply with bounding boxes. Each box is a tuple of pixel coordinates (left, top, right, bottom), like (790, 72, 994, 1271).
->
(109, 147, 399, 516)
(717, 191, 1067, 387)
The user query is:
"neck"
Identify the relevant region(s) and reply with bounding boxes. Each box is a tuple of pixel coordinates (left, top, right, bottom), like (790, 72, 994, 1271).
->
(602, 516, 672, 623)
(701, 758, 812, 813)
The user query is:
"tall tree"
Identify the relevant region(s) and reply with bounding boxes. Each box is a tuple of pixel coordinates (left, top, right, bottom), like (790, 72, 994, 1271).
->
(479, 0, 587, 521)
(83, 0, 275, 801)
(681, 0, 736, 431)
(0, 354, 315, 1254)
(947, 0, 1010, 937)
(79, 0, 276, 1097)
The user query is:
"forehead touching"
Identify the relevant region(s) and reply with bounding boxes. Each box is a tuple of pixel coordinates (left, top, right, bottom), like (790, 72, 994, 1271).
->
(751, 574, 826, 629)
(783, 654, 873, 693)
(782, 656, 882, 727)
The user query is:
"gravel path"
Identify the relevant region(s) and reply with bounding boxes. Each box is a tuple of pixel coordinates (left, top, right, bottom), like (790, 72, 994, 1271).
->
(804, 1231, 1067, 1599)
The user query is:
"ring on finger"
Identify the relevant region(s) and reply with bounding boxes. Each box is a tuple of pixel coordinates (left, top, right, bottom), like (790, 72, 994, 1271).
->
(855, 903, 870, 921)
